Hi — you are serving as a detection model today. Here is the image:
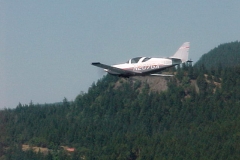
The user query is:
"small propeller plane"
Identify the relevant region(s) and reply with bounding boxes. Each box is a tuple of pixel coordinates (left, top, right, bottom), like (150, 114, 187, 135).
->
(92, 42, 190, 78)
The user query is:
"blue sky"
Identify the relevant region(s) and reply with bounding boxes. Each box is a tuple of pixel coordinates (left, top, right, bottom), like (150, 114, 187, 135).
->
(0, 1, 240, 108)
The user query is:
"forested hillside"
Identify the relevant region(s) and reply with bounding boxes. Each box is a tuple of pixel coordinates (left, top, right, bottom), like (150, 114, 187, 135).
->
(1, 62, 240, 159)
(194, 41, 240, 69)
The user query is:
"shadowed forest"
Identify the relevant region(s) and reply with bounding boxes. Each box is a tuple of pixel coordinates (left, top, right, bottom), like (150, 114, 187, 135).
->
(0, 41, 240, 159)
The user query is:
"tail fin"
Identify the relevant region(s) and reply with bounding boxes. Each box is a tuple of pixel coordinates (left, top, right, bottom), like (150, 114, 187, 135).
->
(170, 42, 190, 63)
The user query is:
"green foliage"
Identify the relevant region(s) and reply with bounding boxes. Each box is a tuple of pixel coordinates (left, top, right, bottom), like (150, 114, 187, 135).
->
(194, 41, 240, 70)
(1, 63, 240, 159)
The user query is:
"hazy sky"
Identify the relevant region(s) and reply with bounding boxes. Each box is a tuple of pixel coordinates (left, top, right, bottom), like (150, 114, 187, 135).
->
(0, 1, 240, 108)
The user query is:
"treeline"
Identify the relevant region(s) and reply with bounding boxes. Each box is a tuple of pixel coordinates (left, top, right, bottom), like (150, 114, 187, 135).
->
(195, 41, 240, 70)
(1, 62, 240, 159)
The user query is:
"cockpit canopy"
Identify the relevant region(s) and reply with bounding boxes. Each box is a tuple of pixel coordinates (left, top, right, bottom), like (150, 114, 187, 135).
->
(126, 57, 151, 64)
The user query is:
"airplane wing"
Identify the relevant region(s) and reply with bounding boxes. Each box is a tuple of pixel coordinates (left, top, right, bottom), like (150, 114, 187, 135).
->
(92, 62, 138, 76)
(150, 74, 173, 77)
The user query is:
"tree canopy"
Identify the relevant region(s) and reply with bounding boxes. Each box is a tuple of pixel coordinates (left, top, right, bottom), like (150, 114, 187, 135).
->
(1, 42, 240, 159)
(194, 41, 240, 70)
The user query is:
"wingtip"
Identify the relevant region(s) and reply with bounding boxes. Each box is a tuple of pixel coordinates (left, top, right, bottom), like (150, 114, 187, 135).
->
(92, 62, 100, 65)
(187, 59, 193, 63)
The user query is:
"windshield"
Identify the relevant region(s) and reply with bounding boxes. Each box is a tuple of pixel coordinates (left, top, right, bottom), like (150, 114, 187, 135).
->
(142, 57, 151, 62)
(131, 57, 142, 64)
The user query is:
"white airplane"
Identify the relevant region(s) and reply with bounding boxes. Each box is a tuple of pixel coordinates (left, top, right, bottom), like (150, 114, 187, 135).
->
(92, 42, 190, 78)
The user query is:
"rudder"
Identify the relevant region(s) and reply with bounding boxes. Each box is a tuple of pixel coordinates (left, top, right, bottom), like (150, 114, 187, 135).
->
(170, 42, 190, 63)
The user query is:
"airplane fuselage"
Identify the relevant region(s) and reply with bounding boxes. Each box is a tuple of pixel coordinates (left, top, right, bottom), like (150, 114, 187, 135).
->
(106, 57, 181, 76)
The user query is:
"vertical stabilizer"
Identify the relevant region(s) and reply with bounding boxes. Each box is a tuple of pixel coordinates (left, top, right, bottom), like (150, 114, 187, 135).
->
(170, 42, 190, 63)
